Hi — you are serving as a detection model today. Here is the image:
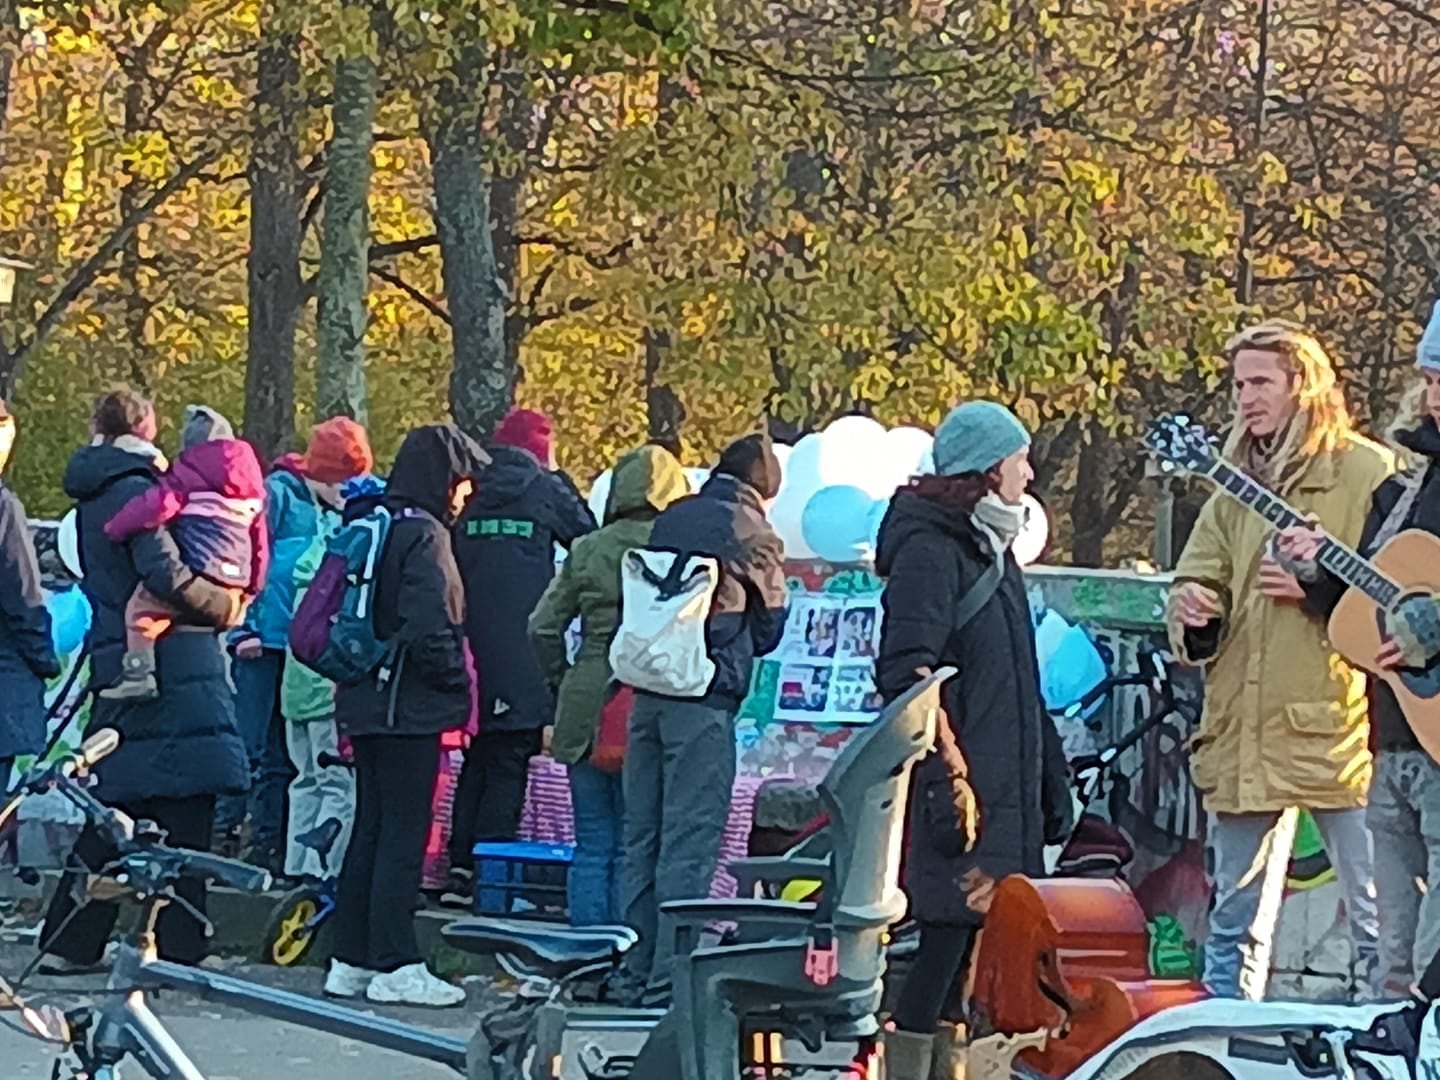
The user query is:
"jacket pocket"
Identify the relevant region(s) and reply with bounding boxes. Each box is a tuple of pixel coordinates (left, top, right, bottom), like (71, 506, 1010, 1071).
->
(919, 775, 972, 858)
(1284, 701, 1348, 735)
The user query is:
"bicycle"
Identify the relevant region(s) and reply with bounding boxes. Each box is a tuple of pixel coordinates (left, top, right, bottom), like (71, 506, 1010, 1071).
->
(0, 735, 470, 1079)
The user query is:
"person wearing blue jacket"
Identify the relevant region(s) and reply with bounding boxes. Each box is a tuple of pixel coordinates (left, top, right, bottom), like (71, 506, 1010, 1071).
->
(220, 418, 372, 871)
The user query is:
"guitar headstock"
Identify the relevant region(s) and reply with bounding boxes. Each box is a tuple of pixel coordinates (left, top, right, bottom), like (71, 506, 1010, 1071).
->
(1144, 414, 1219, 474)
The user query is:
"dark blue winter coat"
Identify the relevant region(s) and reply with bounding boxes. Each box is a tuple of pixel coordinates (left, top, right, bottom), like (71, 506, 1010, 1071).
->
(0, 480, 59, 762)
(63, 441, 249, 803)
(644, 473, 789, 706)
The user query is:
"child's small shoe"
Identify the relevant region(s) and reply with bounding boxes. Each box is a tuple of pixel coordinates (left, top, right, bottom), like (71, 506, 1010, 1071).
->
(98, 651, 159, 701)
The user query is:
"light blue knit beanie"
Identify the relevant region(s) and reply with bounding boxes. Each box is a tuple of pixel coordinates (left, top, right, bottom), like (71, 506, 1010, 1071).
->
(1419, 297, 1440, 372)
(932, 401, 1031, 476)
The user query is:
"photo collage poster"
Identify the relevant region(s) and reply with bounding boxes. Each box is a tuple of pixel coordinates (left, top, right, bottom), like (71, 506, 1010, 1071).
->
(769, 589, 885, 724)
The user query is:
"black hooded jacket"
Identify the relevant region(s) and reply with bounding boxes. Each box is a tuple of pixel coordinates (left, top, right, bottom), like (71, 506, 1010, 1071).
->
(336, 425, 490, 739)
(61, 441, 248, 802)
(1312, 417, 1440, 753)
(452, 445, 595, 732)
(875, 491, 1071, 926)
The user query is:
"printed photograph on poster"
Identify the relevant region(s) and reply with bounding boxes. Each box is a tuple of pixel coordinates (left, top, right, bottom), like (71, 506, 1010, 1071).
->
(832, 665, 883, 717)
(778, 665, 832, 714)
(837, 606, 877, 659)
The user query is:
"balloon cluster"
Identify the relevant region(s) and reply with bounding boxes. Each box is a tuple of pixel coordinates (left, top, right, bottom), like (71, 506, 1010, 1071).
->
(585, 416, 1048, 567)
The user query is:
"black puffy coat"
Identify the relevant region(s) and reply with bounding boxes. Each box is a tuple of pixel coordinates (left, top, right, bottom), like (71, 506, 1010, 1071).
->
(452, 446, 595, 732)
(645, 474, 789, 706)
(875, 492, 1071, 926)
(336, 425, 487, 739)
(0, 480, 59, 761)
(63, 442, 249, 803)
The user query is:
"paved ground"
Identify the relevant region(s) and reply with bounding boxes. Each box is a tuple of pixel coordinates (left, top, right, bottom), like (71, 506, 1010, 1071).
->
(0, 939, 494, 1079)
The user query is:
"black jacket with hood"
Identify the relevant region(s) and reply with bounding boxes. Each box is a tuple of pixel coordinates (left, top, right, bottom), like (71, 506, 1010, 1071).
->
(336, 425, 489, 739)
(875, 491, 1071, 926)
(62, 440, 248, 802)
(452, 445, 596, 733)
(1313, 416, 1440, 753)
(644, 472, 789, 706)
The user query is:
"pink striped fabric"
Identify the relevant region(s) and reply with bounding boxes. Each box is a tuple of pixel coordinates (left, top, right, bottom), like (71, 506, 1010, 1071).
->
(519, 757, 765, 899)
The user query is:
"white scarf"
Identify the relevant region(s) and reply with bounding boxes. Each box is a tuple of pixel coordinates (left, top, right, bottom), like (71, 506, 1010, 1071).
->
(95, 433, 169, 472)
(972, 492, 1028, 550)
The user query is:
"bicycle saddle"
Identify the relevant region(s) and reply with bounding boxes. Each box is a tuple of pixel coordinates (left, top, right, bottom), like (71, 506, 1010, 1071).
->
(442, 918, 637, 980)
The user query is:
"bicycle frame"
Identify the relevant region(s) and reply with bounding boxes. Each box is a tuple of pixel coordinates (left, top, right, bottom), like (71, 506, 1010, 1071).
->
(68, 915, 468, 1078)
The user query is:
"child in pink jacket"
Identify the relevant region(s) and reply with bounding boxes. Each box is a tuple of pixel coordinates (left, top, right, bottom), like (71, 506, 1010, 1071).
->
(101, 406, 268, 701)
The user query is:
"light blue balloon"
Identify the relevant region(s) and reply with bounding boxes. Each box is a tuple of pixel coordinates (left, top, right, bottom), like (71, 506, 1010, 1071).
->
(801, 485, 879, 565)
(45, 585, 92, 659)
(866, 497, 892, 550)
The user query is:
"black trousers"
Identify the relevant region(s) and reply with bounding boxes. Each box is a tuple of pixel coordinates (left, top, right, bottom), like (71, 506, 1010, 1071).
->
(40, 794, 217, 967)
(891, 922, 977, 1033)
(447, 728, 543, 870)
(333, 733, 439, 973)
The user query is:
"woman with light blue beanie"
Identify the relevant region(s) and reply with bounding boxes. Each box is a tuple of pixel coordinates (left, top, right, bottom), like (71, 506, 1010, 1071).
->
(874, 400, 1072, 1078)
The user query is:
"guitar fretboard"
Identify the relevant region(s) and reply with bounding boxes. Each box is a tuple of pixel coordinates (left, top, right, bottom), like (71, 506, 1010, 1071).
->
(1209, 461, 1401, 607)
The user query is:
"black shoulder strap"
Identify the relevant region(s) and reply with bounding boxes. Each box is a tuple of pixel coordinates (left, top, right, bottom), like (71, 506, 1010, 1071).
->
(952, 550, 1005, 635)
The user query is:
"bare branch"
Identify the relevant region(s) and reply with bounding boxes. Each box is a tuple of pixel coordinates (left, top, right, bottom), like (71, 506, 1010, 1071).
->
(372, 266, 451, 325)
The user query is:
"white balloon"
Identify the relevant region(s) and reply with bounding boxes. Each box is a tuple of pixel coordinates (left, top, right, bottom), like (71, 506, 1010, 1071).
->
(822, 415, 889, 446)
(885, 426, 934, 476)
(587, 468, 612, 524)
(685, 467, 710, 492)
(58, 509, 82, 580)
(1012, 494, 1050, 568)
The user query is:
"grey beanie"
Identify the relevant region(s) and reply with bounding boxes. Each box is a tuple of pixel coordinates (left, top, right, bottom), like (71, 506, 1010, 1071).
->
(932, 401, 1031, 476)
(1420, 298, 1440, 372)
(181, 404, 234, 449)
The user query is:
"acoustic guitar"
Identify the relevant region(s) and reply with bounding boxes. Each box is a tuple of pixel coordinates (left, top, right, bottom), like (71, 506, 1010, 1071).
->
(1144, 413, 1440, 762)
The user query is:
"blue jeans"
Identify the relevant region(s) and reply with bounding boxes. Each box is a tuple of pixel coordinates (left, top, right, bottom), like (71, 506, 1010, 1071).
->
(217, 650, 291, 854)
(567, 761, 624, 926)
(1203, 808, 1379, 998)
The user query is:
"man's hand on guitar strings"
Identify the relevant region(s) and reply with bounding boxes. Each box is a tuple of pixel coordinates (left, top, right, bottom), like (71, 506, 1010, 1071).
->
(1257, 556, 1307, 602)
(1274, 522, 1324, 563)
(1173, 581, 1223, 628)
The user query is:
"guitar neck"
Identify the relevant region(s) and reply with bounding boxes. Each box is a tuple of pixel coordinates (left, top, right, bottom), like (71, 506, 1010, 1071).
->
(1207, 461, 1400, 607)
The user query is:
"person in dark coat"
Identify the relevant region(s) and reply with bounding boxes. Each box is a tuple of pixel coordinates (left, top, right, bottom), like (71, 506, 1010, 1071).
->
(875, 401, 1072, 1080)
(39, 390, 250, 972)
(326, 423, 489, 1008)
(1284, 330, 1440, 997)
(446, 408, 595, 895)
(0, 399, 60, 782)
(613, 432, 789, 1006)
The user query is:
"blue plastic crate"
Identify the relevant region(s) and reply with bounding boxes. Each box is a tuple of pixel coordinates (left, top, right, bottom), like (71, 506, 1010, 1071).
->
(473, 841, 574, 919)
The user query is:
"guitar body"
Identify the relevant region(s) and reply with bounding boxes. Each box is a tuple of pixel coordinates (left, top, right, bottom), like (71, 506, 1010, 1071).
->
(1329, 529, 1440, 762)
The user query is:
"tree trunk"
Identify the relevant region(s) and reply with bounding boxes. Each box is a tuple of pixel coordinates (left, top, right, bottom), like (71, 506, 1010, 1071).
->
(430, 44, 507, 440)
(243, 25, 304, 461)
(643, 326, 686, 456)
(314, 21, 375, 423)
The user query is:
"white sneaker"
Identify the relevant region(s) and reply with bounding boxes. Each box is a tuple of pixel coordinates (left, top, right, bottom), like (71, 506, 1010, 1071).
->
(324, 959, 378, 998)
(365, 963, 466, 1008)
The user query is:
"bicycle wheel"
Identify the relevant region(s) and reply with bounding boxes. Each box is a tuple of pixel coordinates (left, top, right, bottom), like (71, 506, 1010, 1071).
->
(261, 886, 324, 967)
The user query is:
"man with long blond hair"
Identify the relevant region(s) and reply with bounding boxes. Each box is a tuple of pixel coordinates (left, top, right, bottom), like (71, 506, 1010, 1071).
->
(1167, 319, 1393, 997)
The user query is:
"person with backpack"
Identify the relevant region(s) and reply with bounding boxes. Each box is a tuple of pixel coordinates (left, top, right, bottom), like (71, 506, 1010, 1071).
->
(39, 391, 249, 971)
(222, 417, 373, 868)
(0, 398, 59, 786)
(608, 432, 789, 1006)
(444, 408, 595, 904)
(873, 402, 1072, 1080)
(527, 444, 691, 926)
(320, 424, 488, 1008)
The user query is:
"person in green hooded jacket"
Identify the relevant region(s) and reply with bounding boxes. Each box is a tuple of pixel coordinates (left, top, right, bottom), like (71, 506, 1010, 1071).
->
(528, 444, 690, 926)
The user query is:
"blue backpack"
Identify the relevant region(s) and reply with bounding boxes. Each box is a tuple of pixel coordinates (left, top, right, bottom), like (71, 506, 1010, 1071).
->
(289, 507, 395, 685)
